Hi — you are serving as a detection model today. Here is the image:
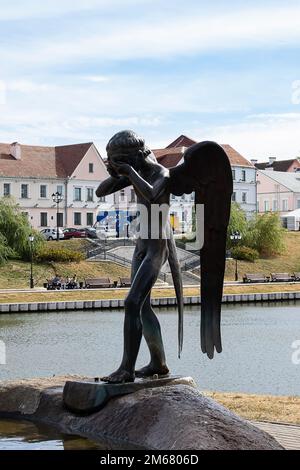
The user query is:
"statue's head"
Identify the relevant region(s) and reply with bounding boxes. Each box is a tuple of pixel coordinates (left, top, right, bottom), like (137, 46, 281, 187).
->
(106, 130, 152, 177)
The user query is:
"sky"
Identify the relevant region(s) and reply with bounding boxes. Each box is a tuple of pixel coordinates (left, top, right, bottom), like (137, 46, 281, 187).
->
(0, 0, 300, 160)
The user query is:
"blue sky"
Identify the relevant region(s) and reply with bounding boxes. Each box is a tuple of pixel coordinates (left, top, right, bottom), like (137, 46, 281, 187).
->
(0, 0, 300, 160)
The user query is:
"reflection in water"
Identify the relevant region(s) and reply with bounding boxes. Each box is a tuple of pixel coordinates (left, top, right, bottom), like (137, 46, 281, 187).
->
(0, 418, 104, 450)
(0, 302, 299, 395)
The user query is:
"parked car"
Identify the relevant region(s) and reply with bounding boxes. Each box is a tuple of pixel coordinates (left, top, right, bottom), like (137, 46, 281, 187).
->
(63, 228, 87, 239)
(40, 228, 64, 241)
(81, 227, 98, 239)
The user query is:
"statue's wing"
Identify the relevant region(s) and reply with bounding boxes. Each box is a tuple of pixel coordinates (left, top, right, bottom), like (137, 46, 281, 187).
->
(169, 141, 233, 359)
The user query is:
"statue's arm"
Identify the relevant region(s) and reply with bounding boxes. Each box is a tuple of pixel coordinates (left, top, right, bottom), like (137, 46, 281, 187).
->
(128, 168, 169, 202)
(96, 176, 131, 198)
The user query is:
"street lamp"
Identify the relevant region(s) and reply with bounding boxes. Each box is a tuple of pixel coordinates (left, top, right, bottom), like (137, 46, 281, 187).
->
(52, 192, 63, 241)
(230, 231, 242, 281)
(28, 234, 34, 289)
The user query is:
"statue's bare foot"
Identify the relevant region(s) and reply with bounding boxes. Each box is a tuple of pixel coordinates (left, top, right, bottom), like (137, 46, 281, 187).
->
(135, 364, 169, 378)
(100, 369, 134, 384)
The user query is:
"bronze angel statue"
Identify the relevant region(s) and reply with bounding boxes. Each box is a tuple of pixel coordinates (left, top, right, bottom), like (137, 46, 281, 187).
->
(96, 130, 233, 383)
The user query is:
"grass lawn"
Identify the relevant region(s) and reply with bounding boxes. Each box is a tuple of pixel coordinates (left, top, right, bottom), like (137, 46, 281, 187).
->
(0, 283, 300, 304)
(0, 259, 130, 290)
(225, 232, 300, 281)
(205, 391, 300, 424)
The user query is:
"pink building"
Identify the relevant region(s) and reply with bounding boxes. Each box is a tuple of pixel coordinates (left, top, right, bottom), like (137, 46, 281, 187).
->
(0, 141, 113, 230)
(257, 170, 300, 214)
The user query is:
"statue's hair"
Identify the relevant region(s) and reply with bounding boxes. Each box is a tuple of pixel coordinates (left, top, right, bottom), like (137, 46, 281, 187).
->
(106, 130, 151, 158)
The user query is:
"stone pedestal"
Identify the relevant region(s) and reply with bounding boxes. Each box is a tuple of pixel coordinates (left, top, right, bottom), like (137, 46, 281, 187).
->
(63, 376, 196, 414)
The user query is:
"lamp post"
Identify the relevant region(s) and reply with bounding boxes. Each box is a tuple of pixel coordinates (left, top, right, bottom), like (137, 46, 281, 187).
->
(230, 231, 242, 281)
(28, 234, 34, 289)
(52, 192, 63, 241)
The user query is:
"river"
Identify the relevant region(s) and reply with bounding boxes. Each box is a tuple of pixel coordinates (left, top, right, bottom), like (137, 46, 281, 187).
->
(0, 302, 299, 396)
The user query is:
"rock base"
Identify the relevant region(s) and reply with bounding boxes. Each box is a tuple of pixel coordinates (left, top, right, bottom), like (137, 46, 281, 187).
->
(0, 376, 283, 450)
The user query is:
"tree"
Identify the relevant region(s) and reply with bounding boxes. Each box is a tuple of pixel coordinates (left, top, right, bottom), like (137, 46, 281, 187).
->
(0, 197, 44, 261)
(227, 203, 248, 248)
(244, 212, 285, 257)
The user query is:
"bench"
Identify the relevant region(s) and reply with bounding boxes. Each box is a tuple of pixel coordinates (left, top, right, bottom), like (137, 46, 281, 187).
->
(84, 278, 114, 289)
(292, 272, 300, 281)
(270, 273, 293, 282)
(243, 273, 268, 283)
(45, 279, 62, 290)
(119, 277, 131, 288)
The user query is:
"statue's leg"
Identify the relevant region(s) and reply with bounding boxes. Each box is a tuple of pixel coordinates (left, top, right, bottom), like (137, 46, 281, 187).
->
(135, 294, 169, 378)
(100, 254, 164, 384)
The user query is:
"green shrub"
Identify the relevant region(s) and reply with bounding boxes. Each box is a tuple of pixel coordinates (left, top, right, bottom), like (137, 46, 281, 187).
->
(36, 247, 84, 263)
(231, 246, 259, 262)
(0, 197, 45, 260)
(244, 212, 284, 257)
(0, 233, 15, 265)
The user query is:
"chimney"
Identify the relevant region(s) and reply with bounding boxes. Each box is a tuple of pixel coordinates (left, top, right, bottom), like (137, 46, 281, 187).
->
(251, 159, 258, 166)
(268, 156, 276, 165)
(10, 142, 21, 160)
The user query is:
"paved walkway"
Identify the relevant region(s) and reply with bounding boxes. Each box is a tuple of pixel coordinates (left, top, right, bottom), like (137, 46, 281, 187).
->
(253, 421, 300, 450)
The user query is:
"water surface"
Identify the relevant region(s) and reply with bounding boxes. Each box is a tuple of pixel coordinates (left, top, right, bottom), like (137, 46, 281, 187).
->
(0, 302, 299, 395)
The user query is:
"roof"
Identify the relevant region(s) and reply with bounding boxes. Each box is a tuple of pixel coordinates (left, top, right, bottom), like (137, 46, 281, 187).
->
(153, 147, 185, 169)
(221, 144, 254, 168)
(281, 208, 300, 218)
(0, 142, 93, 178)
(166, 135, 197, 148)
(255, 159, 300, 172)
(154, 135, 254, 169)
(259, 170, 300, 192)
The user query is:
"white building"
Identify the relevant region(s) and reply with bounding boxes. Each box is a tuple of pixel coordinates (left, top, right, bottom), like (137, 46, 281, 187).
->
(152, 135, 257, 229)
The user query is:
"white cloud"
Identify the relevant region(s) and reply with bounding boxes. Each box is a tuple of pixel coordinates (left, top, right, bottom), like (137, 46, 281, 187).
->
(200, 113, 300, 160)
(83, 75, 110, 83)
(3, 5, 300, 67)
(0, 0, 152, 21)
(7, 80, 52, 93)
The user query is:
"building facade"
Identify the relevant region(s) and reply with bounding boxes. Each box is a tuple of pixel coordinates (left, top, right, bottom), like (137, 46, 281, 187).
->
(0, 141, 114, 230)
(257, 169, 300, 215)
(152, 135, 257, 228)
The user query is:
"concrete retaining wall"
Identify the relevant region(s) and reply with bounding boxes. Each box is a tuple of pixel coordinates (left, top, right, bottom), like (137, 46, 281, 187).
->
(0, 291, 300, 313)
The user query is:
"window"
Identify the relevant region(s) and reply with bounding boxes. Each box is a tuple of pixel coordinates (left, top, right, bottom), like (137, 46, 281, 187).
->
(297, 200, 300, 209)
(40, 185, 47, 198)
(57, 185, 63, 196)
(241, 170, 246, 182)
(282, 199, 288, 211)
(98, 195, 106, 202)
(40, 212, 48, 227)
(87, 213, 93, 226)
(130, 189, 136, 203)
(232, 169, 236, 181)
(3, 183, 10, 197)
(120, 189, 125, 202)
(86, 188, 94, 202)
(74, 187, 82, 201)
(264, 200, 269, 212)
(57, 213, 63, 227)
(89, 163, 94, 173)
(242, 192, 247, 203)
(232, 192, 236, 202)
(273, 200, 278, 211)
(21, 184, 28, 199)
(74, 212, 81, 225)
